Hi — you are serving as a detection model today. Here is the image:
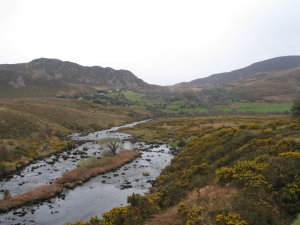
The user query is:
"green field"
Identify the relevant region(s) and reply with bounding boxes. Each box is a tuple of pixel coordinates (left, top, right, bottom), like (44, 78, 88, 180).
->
(196, 107, 209, 113)
(117, 91, 211, 115)
(122, 90, 145, 101)
(130, 105, 147, 110)
(220, 107, 232, 113)
(235, 102, 292, 113)
(217, 102, 292, 114)
(95, 90, 293, 116)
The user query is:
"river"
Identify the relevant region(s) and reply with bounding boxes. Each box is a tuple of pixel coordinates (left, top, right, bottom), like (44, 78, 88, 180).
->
(0, 120, 173, 225)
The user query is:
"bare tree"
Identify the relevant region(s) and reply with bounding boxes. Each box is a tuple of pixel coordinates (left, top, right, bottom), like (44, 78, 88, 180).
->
(98, 138, 122, 156)
(107, 141, 119, 156)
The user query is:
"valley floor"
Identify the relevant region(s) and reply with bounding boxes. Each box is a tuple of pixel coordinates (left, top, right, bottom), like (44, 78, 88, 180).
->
(0, 97, 146, 177)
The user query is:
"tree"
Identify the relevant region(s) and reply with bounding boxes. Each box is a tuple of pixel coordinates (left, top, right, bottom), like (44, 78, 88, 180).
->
(107, 141, 119, 156)
(98, 138, 122, 156)
(291, 94, 300, 117)
(177, 140, 186, 148)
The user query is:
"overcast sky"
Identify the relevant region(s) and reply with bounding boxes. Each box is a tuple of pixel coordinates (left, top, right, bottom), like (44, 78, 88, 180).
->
(0, 0, 299, 85)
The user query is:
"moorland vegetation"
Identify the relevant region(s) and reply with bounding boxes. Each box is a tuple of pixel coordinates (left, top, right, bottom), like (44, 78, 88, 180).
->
(70, 114, 300, 225)
(0, 97, 145, 177)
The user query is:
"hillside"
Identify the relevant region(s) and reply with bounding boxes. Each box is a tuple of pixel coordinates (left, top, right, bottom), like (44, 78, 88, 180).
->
(0, 58, 152, 97)
(0, 69, 91, 97)
(222, 66, 300, 102)
(0, 97, 149, 176)
(71, 115, 300, 225)
(0, 97, 144, 139)
(177, 56, 300, 87)
(172, 56, 300, 104)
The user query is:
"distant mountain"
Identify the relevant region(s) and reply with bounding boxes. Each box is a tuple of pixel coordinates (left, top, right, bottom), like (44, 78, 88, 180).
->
(0, 68, 81, 97)
(177, 56, 300, 87)
(221, 66, 300, 102)
(0, 58, 151, 95)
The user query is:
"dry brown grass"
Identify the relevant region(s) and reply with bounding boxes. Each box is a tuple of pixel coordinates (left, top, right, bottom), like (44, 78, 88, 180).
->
(0, 97, 136, 139)
(0, 150, 140, 212)
(295, 137, 300, 142)
(55, 150, 140, 188)
(0, 184, 63, 212)
(145, 185, 239, 225)
(189, 122, 238, 131)
(146, 206, 180, 225)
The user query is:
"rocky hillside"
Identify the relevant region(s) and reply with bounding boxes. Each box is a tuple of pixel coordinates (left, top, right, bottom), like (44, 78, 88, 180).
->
(222, 66, 300, 102)
(0, 58, 151, 96)
(177, 56, 300, 87)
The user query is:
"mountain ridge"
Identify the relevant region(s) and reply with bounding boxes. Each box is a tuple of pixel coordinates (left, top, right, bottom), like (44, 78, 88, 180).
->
(0, 58, 151, 89)
(176, 55, 300, 87)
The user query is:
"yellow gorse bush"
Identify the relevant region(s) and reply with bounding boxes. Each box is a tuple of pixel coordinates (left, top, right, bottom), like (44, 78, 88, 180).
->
(216, 212, 247, 225)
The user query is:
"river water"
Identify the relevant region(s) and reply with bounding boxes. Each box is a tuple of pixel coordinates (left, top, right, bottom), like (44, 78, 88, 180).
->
(0, 121, 173, 225)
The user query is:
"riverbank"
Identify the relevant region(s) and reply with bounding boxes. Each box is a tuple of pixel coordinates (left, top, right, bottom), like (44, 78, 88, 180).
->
(0, 137, 75, 179)
(55, 150, 141, 188)
(0, 96, 149, 179)
(0, 150, 140, 212)
(71, 115, 299, 225)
